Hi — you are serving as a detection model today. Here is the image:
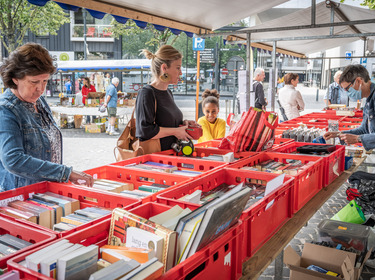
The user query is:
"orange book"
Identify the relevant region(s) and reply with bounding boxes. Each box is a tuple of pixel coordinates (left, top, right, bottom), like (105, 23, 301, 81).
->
(100, 245, 154, 263)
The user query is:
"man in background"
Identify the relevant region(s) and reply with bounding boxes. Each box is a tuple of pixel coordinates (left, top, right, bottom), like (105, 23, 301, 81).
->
(324, 70, 349, 106)
(253, 68, 267, 110)
(65, 78, 72, 95)
(104, 77, 120, 136)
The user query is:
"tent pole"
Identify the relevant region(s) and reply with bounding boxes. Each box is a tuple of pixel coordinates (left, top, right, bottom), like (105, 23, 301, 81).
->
(246, 33, 251, 109)
(311, 0, 316, 26)
(271, 41, 277, 112)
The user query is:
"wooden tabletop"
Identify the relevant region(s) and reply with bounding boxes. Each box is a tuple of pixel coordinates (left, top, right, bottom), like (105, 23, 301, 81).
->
(241, 157, 366, 279)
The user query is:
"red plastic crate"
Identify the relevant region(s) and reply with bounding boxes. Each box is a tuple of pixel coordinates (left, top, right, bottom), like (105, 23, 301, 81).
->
(194, 140, 222, 148)
(156, 147, 257, 161)
(8, 215, 243, 280)
(157, 168, 294, 261)
(84, 164, 192, 203)
(228, 152, 323, 213)
(272, 142, 345, 186)
(0, 181, 139, 237)
(0, 217, 56, 270)
(110, 154, 226, 178)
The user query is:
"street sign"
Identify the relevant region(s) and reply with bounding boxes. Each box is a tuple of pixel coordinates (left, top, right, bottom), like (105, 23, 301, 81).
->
(345, 51, 352, 60)
(222, 68, 229, 75)
(193, 49, 214, 63)
(360, 57, 367, 66)
(193, 38, 205, 51)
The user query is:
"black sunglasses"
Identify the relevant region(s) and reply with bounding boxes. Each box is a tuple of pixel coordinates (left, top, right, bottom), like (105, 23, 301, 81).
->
(343, 78, 357, 91)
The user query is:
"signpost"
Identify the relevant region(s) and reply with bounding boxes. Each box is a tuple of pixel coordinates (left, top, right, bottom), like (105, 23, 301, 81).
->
(345, 51, 352, 60)
(193, 38, 205, 121)
(193, 49, 215, 63)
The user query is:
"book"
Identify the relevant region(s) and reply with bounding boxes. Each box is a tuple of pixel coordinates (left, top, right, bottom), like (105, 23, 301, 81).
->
(172, 170, 202, 177)
(162, 208, 192, 230)
(178, 190, 202, 204)
(0, 243, 17, 255)
(138, 185, 165, 193)
(26, 239, 71, 272)
(149, 206, 192, 231)
(94, 179, 134, 191)
(92, 183, 123, 193)
(186, 186, 251, 258)
(89, 259, 140, 280)
(57, 245, 98, 280)
(177, 217, 202, 264)
(100, 246, 155, 264)
(119, 257, 163, 280)
(0, 270, 20, 280)
(61, 213, 93, 226)
(53, 222, 77, 232)
(0, 234, 32, 250)
(108, 208, 177, 272)
(32, 192, 79, 216)
(101, 248, 131, 263)
(142, 161, 178, 173)
(97, 258, 112, 270)
(27, 198, 62, 225)
(8, 200, 51, 229)
(40, 243, 82, 278)
(0, 206, 37, 223)
(125, 227, 164, 263)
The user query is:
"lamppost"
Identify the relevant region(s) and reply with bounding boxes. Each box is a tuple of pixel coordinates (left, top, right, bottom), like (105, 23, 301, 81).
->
(83, 9, 87, 60)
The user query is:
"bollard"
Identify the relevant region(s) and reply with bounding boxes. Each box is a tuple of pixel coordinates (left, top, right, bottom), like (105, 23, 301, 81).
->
(316, 88, 319, 101)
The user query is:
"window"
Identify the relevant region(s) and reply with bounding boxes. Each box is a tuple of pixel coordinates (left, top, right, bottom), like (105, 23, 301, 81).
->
(70, 11, 114, 42)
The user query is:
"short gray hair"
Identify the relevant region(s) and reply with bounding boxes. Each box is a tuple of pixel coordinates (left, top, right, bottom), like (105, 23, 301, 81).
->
(334, 70, 342, 80)
(112, 77, 119, 84)
(254, 68, 264, 77)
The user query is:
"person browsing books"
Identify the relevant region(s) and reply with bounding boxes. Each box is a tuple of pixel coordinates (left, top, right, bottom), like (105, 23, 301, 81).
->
(136, 45, 199, 151)
(197, 89, 226, 143)
(324, 64, 375, 150)
(278, 73, 305, 120)
(0, 43, 94, 192)
(81, 77, 96, 106)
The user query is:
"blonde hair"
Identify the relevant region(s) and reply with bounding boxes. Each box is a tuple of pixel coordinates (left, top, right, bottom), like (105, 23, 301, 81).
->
(202, 89, 220, 109)
(142, 45, 182, 81)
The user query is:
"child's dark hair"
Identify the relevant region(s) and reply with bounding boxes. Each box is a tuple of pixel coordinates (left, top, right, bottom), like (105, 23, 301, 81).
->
(202, 89, 220, 109)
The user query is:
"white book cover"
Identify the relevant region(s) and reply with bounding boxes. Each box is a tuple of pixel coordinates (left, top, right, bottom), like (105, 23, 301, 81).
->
(40, 244, 82, 277)
(162, 208, 192, 230)
(149, 205, 183, 225)
(57, 245, 98, 280)
(125, 227, 164, 263)
(178, 190, 202, 204)
(26, 239, 70, 272)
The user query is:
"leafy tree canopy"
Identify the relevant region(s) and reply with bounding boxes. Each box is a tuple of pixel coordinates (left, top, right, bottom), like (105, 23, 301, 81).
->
(0, 0, 70, 53)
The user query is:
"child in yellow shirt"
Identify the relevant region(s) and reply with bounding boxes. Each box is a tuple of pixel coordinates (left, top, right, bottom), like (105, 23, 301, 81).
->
(197, 89, 226, 143)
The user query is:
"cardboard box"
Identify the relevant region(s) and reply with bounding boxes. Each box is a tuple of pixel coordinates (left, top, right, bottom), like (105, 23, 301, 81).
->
(85, 123, 105, 133)
(88, 92, 105, 99)
(284, 243, 371, 280)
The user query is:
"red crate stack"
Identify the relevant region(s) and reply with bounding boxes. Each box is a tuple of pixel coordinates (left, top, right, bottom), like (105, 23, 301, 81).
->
(272, 142, 345, 186)
(156, 168, 294, 261)
(0, 181, 140, 237)
(228, 152, 323, 213)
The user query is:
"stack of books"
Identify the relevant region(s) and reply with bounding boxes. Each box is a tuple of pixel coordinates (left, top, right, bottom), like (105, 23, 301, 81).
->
(0, 192, 110, 231)
(119, 183, 172, 199)
(241, 159, 314, 175)
(0, 234, 32, 257)
(24, 239, 98, 279)
(124, 161, 203, 177)
(92, 179, 134, 193)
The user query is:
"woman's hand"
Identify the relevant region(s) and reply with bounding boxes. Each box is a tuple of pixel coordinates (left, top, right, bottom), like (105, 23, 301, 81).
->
(323, 131, 341, 140)
(183, 120, 201, 127)
(339, 133, 361, 145)
(69, 170, 94, 187)
(174, 125, 191, 141)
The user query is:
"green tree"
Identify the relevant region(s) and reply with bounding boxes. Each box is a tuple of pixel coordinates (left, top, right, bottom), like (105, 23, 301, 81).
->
(0, 0, 70, 53)
(340, 0, 375, 9)
(110, 20, 181, 58)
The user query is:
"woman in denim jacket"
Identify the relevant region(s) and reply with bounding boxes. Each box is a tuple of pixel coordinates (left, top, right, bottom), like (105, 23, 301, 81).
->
(0, 43, 94, 192)
(325, 64, 375, 150)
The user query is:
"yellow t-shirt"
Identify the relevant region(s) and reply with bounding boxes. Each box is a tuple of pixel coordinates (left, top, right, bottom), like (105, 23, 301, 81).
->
(197, 117, 226, 143)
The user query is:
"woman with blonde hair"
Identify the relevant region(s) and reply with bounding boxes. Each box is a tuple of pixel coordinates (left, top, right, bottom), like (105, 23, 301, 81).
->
(197, 89, 226, 143)
(136, 45, 198, 151)
(278, 73, 305, 120)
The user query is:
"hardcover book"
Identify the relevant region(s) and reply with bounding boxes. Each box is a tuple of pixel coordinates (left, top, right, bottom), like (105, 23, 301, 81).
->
(108, 208, 177, 272)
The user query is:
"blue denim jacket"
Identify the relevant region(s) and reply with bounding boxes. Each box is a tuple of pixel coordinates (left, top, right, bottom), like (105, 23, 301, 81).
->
(0, 89, 72, 192)
(343, 83, 375, 150)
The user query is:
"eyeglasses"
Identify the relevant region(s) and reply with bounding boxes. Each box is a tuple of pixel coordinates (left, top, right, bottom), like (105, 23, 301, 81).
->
(343, 79, 356, 91)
